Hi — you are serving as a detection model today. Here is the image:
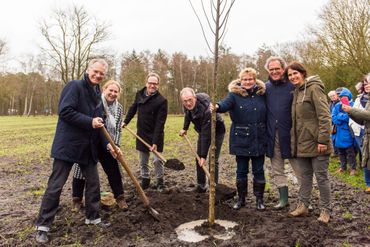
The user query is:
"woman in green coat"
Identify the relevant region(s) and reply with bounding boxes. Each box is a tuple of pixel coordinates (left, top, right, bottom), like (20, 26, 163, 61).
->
(286, 61, 332, 223)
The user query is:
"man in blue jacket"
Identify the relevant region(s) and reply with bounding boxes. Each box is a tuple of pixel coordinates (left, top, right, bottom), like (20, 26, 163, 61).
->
(35, 59, 113, 243)
(265, 56, 299, 209)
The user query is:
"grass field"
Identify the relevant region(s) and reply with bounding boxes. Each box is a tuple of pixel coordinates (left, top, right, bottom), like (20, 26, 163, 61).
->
(0, 115, 366, 189)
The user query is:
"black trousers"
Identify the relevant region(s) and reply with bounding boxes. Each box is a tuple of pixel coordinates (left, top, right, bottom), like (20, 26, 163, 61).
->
(73, 149, 124, 199)
(36, 159, 100, 230)
(196, 132, 225, 185)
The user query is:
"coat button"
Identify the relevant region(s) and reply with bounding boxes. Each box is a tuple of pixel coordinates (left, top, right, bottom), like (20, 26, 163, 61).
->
(240, 106, 243, 108)
(254, 108, 257, 110)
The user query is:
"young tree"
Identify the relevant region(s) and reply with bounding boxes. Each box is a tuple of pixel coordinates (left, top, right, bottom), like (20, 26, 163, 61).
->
(40, 5, 110, 83)
(189, 0, 235, 225)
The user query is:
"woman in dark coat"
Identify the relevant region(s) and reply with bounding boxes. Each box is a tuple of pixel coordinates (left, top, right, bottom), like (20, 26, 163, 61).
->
(212, 68, 267, 210)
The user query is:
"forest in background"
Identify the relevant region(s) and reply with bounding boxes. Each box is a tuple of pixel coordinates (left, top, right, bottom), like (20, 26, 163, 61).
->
(0, 0, 368, 115)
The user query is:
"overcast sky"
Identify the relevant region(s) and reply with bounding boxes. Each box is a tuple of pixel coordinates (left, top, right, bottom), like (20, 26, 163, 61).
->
(0, 0, 328, 69)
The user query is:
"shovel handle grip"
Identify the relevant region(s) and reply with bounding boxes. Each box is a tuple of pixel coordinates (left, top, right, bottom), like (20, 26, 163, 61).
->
(123, 125, 167, 163)
(183, 135, 210, 179)
(101, 127, 150, 207)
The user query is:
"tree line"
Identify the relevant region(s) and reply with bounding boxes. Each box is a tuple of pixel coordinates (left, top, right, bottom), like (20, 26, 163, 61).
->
(0, 0, 368, 116)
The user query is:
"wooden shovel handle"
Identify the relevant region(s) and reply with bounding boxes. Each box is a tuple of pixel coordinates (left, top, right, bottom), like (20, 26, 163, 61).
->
(123, 125, 167, 163)
(183, 135, 210, 179)
(101, 127, 150, 207)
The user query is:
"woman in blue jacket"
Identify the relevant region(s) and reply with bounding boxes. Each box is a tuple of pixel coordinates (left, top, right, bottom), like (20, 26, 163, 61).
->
(212, 68, 267, 210)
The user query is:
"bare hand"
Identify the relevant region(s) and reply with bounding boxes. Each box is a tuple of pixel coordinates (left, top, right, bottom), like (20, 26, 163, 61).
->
(317, 144, 327, 154)
(107, 143, 122, 158)
(121, 122, 127, 128)
(92, 117, 104, 129)
(150, 144, 157, 152)
(179, 129, 187, 136)
(209, 103, 218, 113)
(199, 158, 206, 167)
(341, 104, 352, 112)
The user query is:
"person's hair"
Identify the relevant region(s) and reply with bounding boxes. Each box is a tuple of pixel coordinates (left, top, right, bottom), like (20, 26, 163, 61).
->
(284, 61, 307, 79)
(180, 87, 196, 98)
(239, 67, 257, 79)
(264, 56, 287, 71)
(88, 58, 109, 73)
(364, 73, 370, 84)
(102, 80, 122, 99)
(328, 90, 336, 97)
(146, 72, 160, 84)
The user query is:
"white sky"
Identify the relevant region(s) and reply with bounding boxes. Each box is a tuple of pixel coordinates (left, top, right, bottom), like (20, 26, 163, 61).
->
(0, 0, 328, 69)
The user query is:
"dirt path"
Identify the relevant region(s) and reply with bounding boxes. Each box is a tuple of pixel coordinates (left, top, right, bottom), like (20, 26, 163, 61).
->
(0, 151, 369, 246)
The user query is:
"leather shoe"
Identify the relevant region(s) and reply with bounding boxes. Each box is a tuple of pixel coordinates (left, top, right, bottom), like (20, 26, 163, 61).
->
(35, 230, 49, 243)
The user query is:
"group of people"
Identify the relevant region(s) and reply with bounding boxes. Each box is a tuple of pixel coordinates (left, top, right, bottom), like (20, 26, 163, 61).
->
(328, 73, 370, 192)
(34, 56, 370, 243)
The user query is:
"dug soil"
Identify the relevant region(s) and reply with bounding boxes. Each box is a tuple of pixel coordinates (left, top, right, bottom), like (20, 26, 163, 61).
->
(0, 149, 369, 246)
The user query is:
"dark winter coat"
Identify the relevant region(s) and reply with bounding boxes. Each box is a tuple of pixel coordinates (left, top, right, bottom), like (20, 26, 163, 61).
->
(332, 88, 355, 148)
(183, 93, 226, 158)
(217, 79, 267, 156)
(265, 77, 295, 159)
(291, 75, 333, 157)
(51, 73, 104, 165)
(124, 87, 168, 152)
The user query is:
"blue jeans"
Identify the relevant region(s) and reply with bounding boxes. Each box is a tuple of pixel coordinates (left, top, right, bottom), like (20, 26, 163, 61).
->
(235, 155, 265, 183)
(364, 167, 370, 187)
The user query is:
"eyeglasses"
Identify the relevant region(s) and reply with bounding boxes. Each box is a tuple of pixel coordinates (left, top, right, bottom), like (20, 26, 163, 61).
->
(147, 82, 159, 86)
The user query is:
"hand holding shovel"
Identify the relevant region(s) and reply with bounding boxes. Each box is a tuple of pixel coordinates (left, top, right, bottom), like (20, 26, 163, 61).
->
(182, 134, 210, 179)
(123, 125, 185, 171)
(101, 127, 160, 221)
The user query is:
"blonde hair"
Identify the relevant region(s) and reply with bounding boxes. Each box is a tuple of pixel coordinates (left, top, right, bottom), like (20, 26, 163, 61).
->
(102, 80, 122, 98)
(239, 67, 257, 80)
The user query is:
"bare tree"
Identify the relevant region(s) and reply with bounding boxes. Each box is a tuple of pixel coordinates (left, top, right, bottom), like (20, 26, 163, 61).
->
(40, 5, 110, 83)
(0, 39, 7, 57)
(189, 0, 235, 226)
(309, 0, 370, 74)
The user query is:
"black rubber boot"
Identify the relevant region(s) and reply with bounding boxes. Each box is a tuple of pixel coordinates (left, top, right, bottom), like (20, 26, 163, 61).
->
(141, 178, 150, 190)
(156, 178, 165, 192)
(253, 182, 266, 211)
(233, 178, 247, 210)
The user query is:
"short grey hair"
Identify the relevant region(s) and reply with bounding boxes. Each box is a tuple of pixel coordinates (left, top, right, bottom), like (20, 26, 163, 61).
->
(180, 87, 196, 98)
(264, 56, 287, 71)
(328, 90, 336, 97)
(88, 58, 109, 73)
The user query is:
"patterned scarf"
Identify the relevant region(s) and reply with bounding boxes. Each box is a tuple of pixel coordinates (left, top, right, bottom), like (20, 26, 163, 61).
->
(101, 94, 118, 138)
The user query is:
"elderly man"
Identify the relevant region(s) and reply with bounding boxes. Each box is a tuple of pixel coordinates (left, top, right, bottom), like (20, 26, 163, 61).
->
(179, 87, 225, 192)
(123, 73, 168, 191)
(35, 59, 113, 243)
(264, 56, 299, 209)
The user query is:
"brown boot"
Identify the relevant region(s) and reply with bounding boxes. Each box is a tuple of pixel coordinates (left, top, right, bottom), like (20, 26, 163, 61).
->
(72, 197, 83, 212)
(318, 209, 330, 223)
(289, 202, 308, 217)
(116, 195, 128, 211)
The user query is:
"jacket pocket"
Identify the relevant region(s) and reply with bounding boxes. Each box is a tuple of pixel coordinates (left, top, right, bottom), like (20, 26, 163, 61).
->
(234, 126, 251, 146)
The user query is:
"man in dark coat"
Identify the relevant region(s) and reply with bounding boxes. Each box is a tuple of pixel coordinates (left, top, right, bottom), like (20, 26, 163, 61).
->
(123, 72, 168, 191)
(179, 87, 225, 193)
(35, 59, 112, 243)
(265, 56, 299, 209)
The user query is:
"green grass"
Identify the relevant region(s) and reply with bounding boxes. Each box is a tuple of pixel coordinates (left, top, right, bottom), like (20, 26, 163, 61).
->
(328, 157, 366, 190)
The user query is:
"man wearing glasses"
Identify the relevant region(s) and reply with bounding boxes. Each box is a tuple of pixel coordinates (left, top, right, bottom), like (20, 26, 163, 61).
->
(123, 73, 168, 191)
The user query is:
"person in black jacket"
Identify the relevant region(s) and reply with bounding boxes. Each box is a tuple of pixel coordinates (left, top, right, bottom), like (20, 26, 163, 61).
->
(179, 87, 225, 193)
(123, 73, 168, 191)
(35, 59, 115, 243)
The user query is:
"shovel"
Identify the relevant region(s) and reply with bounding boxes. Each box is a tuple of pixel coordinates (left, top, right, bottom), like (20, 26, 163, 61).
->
(182, 134, 210, 179)
(183, 134, 236, 202)
(101, 127, 160, 221)
(123, 126, 185, 171)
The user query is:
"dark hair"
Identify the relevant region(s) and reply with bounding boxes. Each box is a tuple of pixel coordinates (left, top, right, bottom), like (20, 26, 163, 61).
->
(284, 61, 307, 79)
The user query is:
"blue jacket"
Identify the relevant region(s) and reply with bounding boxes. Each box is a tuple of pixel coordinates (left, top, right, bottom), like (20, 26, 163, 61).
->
(332, 88, 355, 148)
(51, 74, 105, 165)
(217, 79, 267, 156)
(265, 78, 295, 159)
